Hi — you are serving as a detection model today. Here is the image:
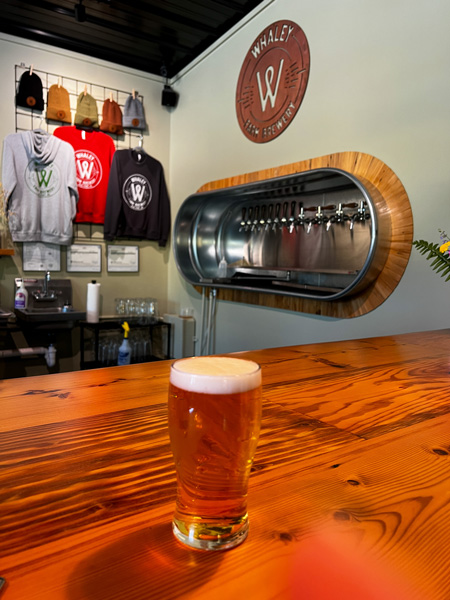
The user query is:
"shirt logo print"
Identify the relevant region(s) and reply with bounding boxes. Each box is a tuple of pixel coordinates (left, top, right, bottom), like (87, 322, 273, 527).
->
(123, 174, 152, 211)
(25, 160, 61, 197)
(74, 150, 102, 189)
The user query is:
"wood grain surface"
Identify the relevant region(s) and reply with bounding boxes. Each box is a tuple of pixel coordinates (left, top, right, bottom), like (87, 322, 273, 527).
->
(195, 151, 413, 318)
(1, 330, 450, 599)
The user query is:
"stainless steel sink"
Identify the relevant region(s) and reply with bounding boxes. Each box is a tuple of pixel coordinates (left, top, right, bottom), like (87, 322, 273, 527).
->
(14, 277, 86, 329)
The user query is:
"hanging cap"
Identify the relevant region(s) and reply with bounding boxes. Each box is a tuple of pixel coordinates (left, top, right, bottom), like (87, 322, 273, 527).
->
(16, 71, 44, 111)
(100, 99, 124, 135)
(123, 94, 146, 130)
(74, 91, 98, 127)
(46, 84, 72, 123)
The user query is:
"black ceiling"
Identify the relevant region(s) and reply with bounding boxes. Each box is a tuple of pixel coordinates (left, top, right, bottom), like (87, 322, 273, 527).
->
(1, 0, 266, 79)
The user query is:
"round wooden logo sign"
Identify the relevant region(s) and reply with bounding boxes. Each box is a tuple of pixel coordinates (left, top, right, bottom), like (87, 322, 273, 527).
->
(236, 20, 310, 143)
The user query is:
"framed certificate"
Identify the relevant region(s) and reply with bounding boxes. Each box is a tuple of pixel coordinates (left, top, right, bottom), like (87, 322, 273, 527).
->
(107, 245, 139, 272)
(23, 242, 61, 272)
(67, 244, 102, 273)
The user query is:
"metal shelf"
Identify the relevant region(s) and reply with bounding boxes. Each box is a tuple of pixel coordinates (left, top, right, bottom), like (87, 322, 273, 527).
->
(79, 317, 171, 369)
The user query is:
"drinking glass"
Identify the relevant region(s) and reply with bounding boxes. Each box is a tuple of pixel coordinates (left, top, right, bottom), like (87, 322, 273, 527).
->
(115, 298, 126, 316)
(145, 298, 159, 320)
(168, 356, 262, 551)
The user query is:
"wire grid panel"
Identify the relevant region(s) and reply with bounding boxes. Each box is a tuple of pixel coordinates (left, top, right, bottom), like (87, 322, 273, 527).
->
(14, 63, 145, 150)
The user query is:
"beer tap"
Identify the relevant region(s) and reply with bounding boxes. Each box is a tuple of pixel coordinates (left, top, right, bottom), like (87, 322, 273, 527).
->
(288, 201, 297, 233)
(239, 207, 246, 232)
(251, 205, 260, 232)
(357, 200, 368, 221)
(265, 203, 274, 231)
(349, 201, 369, 230)
(334, 203, 345, 223)
(297, 205, 306, 229)
(259, 204, 267, 231)
(280, 202, 289, 229)
(313, 206, 327, 226)
(245, 206, 253, 232)
(272, 203, 281, 231)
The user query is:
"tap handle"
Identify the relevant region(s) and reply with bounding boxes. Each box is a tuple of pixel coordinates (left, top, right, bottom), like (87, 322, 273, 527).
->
(289, 201, 297, 220)
(281, 202, 288, 225)
(260, 204, 267, 226)
(265, 204, 274, 230)
(251, 205, 260, 231)
(272, 203, 281, 230)
(239, 207, 246, 231)
(297, 205, 305, 225)
(246, 206, 253, 227)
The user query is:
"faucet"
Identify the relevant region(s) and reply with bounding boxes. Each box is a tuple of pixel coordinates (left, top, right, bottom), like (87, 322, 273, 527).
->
(33, 271, 56, 301)
(43, 271, 50, 296)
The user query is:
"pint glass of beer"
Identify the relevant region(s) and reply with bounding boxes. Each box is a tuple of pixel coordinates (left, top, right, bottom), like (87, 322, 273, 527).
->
(168, 356, 262, 551)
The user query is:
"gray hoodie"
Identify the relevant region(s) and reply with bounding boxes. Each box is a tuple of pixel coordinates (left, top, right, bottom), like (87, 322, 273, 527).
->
(2, 130, 78, 245)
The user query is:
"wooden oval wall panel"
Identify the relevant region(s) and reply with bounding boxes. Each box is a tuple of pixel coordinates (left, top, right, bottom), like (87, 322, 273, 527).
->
(188, 152, 413, 318)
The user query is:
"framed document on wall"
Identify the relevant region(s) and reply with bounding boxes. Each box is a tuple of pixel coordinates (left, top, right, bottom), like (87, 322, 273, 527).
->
(67, 244, 102, 273)
(23, 242, 61, 272)
(107, 245, 139, 272)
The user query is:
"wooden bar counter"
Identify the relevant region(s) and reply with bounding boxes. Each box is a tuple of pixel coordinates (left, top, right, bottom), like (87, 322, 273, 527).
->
(1, 330, 450, 599)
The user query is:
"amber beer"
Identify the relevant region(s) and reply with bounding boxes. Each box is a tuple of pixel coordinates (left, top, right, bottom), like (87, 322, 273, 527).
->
(168, 356, 262, 550)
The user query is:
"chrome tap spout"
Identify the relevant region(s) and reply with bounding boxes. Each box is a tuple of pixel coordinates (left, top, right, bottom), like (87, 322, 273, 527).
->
(32, 271, 56, 301)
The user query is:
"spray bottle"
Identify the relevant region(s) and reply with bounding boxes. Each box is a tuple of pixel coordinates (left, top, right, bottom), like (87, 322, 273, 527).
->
(117, 321, 131, 366)
(14, 278, 28, 309)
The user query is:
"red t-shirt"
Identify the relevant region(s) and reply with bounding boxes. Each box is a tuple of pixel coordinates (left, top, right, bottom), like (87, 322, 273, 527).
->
(53, 126, 115, 224)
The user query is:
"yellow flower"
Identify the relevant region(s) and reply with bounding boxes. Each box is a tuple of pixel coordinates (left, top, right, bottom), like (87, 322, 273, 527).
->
(440, 241, 450, 254)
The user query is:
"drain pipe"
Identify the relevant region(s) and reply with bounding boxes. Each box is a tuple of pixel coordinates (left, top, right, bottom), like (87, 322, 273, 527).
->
(0, 344, 57, 367)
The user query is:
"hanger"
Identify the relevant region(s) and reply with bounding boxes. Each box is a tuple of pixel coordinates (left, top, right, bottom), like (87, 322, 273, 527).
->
(29, 64, 33, 75)
(83, 84, 87, 96)
(58, 77, 62, 88)
(109, 92, 114, 102)
(132, 134, 144, 149)
(132, 135, 146, 161)
(33, 116, 48, 135)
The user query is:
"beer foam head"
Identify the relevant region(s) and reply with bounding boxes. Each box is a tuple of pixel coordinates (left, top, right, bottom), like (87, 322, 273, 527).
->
(170, 356, 261, 395)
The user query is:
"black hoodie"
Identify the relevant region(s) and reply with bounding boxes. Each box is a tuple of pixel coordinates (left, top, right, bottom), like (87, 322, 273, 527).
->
(103, 149, 170, 247)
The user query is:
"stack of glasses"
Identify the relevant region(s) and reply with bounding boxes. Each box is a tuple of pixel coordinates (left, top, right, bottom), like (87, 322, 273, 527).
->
(115, 297, 159, 321)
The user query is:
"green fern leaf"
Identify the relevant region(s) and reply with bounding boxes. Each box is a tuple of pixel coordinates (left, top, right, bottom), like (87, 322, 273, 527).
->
(413, 238, 450, 280)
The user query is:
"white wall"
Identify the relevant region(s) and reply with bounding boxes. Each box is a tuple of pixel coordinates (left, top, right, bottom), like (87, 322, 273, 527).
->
(0, 33, 171, 316)
(168, 0, 450, 353)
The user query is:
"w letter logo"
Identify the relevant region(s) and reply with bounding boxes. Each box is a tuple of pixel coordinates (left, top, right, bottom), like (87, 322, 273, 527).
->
(74, 151, 102, 189)
(77, 159, 94, 180)
(35, 168, 53, 188)
(256, 59, 284, 112)
(131, 184, 145, 203)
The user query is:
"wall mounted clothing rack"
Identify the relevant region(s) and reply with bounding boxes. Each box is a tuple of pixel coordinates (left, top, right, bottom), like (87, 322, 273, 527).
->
(13, 64, 147, 241)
